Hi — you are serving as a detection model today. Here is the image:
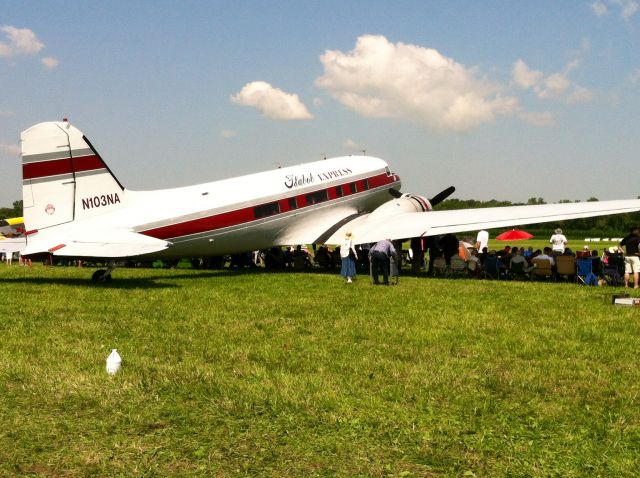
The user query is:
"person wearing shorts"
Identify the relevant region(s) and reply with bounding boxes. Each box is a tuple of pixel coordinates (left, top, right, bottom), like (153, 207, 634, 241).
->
(620, 228, 640, 289)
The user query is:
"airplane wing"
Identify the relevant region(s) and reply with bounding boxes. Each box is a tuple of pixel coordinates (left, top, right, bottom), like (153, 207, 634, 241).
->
(325, 199, 640, 245)
(22, 230, 172, 258)
(275, 205, 361, 246)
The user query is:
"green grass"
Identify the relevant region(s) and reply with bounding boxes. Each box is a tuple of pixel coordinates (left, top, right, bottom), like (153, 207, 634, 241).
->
(1, 264, 640, 476)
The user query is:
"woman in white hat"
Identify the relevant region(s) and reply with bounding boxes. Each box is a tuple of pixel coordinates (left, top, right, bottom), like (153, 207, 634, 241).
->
(340, 231, 358, 283)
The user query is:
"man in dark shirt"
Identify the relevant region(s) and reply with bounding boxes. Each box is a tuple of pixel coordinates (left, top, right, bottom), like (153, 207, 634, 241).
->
(620, 227, 640, 289)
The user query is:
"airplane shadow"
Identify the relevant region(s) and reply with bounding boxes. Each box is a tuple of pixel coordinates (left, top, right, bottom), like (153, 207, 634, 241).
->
(0, 276, 178, 289)
(0, 267, 345, 289)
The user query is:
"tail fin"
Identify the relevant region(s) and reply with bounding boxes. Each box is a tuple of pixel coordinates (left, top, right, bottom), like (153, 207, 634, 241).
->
(21, 120, 125, 233)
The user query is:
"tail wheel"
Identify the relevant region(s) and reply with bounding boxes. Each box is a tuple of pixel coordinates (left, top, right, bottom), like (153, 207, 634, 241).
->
(91, 269, 112, 283)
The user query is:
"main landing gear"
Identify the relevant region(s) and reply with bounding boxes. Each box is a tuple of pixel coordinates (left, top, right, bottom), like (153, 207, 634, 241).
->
(91, 263, 116, 283)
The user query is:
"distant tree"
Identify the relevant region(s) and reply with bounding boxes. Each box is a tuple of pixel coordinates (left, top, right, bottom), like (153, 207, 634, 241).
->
(587, 197, 599, 202)
(558, 199, 572, 204)
(0, 200, 22, 219)
(527, 197, 546, 205)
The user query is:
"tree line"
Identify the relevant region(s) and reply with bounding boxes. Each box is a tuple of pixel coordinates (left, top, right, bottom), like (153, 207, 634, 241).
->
(0, 200, 22, 220)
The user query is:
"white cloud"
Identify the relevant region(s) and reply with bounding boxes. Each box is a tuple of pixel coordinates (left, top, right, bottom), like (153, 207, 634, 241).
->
(343, 138, 362, 151)
(613, 0, 639, 20)
(0, 25, 44, 58)
(231, 81, 313, 120)
(592, 0, 639, 20)
(41, 57, 59, 70)
(315, 35, 519, 132)
(313, 97, 323, 107)
(512, 59, 593, 104)
(567, 85, 595, 103)
(0, 143, 20, 156)
(518, 111, 555, 126)
(512, 59, 544, 89)
(591, 0, 609, 16)
(220, 129, 238, 138)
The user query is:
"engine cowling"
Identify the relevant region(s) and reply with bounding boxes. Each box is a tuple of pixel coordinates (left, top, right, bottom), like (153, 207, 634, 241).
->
(367, 194, 432, 221)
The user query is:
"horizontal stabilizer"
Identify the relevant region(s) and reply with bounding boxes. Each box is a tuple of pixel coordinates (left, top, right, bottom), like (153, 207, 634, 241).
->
(0, 237, 26, 254)
(23, 230, 171, 258)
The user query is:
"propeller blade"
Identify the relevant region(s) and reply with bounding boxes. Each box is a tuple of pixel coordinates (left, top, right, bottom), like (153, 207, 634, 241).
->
(388, 188, 403, 198)
(429, 186, 456, 207)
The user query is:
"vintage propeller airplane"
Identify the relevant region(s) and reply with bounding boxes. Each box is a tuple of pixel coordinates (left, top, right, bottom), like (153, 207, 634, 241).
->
(18, 119, 640, 281)
(0, 217, 26, 257)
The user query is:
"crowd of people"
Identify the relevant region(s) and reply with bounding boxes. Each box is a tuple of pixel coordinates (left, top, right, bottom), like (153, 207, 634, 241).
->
(416, 227, 640, 288)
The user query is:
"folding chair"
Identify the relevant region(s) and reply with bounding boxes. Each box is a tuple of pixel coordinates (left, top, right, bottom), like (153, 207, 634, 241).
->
(432, 257, 447, 277)
(483, 256, 505, 280)
(508, 260, 530, 280)
(555, 255, 576, 281)
(449, 255, 468, 278)
(532, 258, 554, 281)
(576, 259, 598, 286)
(602, 257, 624, 286)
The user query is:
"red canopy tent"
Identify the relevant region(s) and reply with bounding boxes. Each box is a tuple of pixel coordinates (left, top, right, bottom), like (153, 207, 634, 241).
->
(495, 229, 534, 241)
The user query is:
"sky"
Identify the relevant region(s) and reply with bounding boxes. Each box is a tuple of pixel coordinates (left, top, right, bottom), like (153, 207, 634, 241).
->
(1, 1, 639, 207)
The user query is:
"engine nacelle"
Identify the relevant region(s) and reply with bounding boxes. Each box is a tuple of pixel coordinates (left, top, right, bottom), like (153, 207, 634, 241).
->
(367, 193, 432, 221)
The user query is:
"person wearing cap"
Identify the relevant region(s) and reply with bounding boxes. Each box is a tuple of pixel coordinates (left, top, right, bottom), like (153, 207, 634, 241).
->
(620, 227, 640, 289)
(549, 228, 568, 254)
(339, 231, 358, 283)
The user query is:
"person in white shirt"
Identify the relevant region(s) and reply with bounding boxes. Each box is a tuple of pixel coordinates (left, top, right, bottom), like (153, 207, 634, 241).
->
(475, 230, 489, 253)
(340, 232, 358, 283)
(549, 228, 567, 254)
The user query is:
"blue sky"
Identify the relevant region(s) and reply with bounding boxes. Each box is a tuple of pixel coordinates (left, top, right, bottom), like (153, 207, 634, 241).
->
(1, 1, 638, 207)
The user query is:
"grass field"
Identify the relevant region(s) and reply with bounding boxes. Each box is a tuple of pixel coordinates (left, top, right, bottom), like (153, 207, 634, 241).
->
(1, 264, 640, 477)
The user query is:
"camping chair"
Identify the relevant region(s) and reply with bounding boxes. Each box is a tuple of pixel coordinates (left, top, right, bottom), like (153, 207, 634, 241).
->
(449, 255, 467, 278)
(555, 255, 577, 281)
(483, 256, 505, 280)
(432, 257, 447, 277)
(602, 256, 624, 286)
(576, 259, 598, 286)
(508, 260, 530, 280)
(532, 258, 554, 281)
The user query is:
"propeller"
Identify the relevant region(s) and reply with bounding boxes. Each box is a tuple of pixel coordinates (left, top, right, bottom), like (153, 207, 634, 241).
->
(388, 188, 403, 198)
(429, 186, 456, 208)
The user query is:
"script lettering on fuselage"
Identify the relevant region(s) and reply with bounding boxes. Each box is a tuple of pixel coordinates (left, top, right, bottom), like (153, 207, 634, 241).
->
(316, 168, 352, 182)
(81, 193, 121, 210)
(284, 173, 314, 189)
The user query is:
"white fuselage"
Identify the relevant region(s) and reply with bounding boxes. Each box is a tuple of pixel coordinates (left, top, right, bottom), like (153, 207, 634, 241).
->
(60, 155, 401, 258)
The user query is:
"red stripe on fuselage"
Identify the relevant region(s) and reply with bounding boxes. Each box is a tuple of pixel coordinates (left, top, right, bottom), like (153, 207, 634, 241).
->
(23, 155, 106, 180)
(141, 172, 398, 240)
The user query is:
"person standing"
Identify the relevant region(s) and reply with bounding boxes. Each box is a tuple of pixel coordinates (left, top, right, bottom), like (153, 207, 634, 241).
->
(620, 227, 640, 289)
(340, 232, 358, 283)
(550, 228, 567, 254)
(475, 230, 489, 253)
(369, 238, 397, 285)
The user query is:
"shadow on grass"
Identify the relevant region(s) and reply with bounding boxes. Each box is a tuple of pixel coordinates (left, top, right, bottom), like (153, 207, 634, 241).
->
(0, 267, 346, 289)
(0, 276, 180, 289)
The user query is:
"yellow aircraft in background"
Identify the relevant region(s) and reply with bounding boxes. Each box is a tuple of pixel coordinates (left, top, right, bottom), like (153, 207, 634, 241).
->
(0, 217, 26, 256)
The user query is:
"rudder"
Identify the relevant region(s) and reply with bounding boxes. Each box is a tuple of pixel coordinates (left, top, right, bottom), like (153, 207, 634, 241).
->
(21, 120, 124, 232)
